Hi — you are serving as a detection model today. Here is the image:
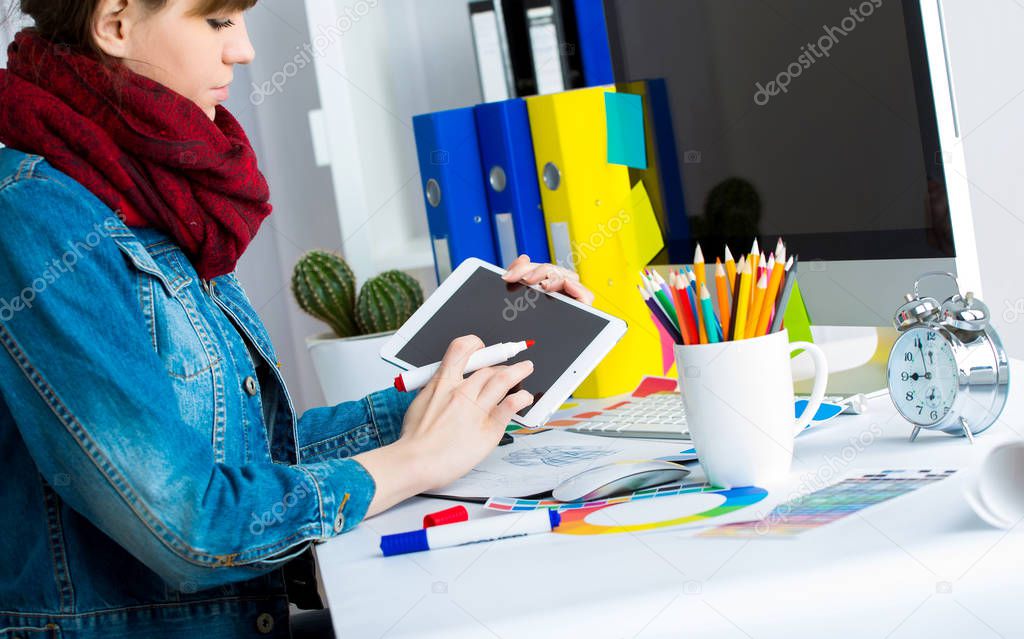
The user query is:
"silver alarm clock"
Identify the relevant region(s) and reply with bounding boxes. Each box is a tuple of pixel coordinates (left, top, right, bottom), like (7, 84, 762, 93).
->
(887, 272, 1010, 443)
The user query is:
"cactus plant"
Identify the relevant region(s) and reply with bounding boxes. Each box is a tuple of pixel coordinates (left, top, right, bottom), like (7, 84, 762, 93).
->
(291, 250, 359, 338)
(355, 270, 422, 334)
(292, 252, 424, 338)
(377, 269, 424, 309)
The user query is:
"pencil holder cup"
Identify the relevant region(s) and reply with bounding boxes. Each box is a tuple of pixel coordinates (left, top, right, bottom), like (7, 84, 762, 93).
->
(674, 330, 828, 487)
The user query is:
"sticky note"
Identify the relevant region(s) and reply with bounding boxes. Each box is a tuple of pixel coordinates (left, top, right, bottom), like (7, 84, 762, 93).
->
(784, 279, 814, 355)
(617, 180, 664, 267)
(605, 92, 647, 169)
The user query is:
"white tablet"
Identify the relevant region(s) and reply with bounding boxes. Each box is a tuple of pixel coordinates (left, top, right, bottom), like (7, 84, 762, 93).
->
(380, 258, 627, 428)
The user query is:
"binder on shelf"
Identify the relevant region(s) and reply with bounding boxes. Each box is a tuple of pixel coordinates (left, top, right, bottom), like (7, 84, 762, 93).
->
(474, 99, 551, 267)
(412, 107, 498, 283)
(526, 86, 666, 398)
(565, 0, 614, 87)
(469, 1, 513, 103)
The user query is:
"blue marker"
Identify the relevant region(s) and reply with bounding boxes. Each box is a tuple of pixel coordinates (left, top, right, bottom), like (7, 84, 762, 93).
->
(381, 509, 561, 557)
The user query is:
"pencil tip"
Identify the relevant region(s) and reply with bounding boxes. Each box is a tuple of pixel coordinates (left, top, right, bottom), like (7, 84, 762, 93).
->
(694, 244, 704, 263)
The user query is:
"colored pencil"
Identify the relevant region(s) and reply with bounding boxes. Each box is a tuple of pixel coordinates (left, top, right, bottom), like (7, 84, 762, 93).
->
(699, 284, 720, 344)
(693, 245, 708, 344)
(676, 276, 700, 346)
(723, 245, 736, 297)
(733, 259, 753, 340)
(714, 259, 730, 339)
(728, 258, 744, 340)
(746, 271, 769, 338)
(639, 284, 684, 344)
(668, 272, 693, 345)
(769, 255, 798, 334)
(644, 273, 680, 332)
(755, 239, 787, 337)
(652, 269, 673, 303)
(748, 239, 760, 291)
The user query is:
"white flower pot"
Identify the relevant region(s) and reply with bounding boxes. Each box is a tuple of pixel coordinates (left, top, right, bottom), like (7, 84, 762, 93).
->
(306, 330, 401, 405)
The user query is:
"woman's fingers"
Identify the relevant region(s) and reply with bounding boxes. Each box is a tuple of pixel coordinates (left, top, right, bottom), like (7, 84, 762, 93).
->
(520, 264, 558, 284)
(477, 360, 534, 407)
(492, 390, 536, 426)
(562, 278, 596, 305)
(433, 334, 485, 391)
(502, 254, 533, 282)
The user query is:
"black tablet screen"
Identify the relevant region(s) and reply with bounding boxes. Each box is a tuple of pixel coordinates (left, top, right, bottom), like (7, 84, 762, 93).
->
(395, 268, 611, 414)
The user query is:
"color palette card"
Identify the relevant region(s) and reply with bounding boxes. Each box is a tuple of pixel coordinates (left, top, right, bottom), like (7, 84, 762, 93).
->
(487, 483, 769, 536)
(700, 469, 956, 538)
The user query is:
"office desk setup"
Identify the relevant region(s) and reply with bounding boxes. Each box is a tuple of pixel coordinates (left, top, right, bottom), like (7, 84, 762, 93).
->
(317, 360, 1023, 639)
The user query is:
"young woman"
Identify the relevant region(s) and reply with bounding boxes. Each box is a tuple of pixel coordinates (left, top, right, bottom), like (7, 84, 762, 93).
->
(0, 1, 595, 636)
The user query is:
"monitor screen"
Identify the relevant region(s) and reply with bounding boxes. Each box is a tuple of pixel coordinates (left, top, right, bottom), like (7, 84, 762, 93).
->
(395, 268, 611, 415)
(603, 0, 953, 263)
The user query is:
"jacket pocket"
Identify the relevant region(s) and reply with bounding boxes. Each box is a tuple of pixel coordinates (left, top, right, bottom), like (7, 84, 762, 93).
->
(138, 271, 220, 380)
(113, 236, 221, 380)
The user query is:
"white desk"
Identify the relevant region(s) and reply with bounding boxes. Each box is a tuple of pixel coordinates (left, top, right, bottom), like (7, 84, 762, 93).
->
(317, 361, 1024, 639)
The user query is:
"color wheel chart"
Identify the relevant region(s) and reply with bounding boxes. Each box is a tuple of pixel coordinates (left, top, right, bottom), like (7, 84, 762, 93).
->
(486, 483, 768, 535)
(700, 469, 957, 538)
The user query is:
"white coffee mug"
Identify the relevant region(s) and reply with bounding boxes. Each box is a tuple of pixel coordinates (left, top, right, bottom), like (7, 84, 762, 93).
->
(964, 441, 1024, 529)
(675, 330, 828, 487)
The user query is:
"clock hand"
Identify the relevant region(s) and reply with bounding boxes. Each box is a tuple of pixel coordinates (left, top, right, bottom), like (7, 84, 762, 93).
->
(917, 341, 931, 379)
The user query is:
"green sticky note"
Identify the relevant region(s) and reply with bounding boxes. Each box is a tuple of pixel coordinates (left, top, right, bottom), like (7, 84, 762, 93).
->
(605, 92, 647, 169)
(784, 279, 814, 356)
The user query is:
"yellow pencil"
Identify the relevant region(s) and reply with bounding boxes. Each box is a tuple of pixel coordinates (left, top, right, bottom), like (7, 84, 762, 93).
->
(723, 245, 736, 296)
(733, 259, 752, 340)
(748, 239, 760, 285)
(714, 258, 730, 339)
(693, 244, 708, 344)
(756, 239, 787, 336)
(746, 270, 769, 338)
(747, 254, 757, 308)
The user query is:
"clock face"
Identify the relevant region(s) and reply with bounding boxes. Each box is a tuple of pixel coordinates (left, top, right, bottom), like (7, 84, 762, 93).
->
(889, 327, 959, 426)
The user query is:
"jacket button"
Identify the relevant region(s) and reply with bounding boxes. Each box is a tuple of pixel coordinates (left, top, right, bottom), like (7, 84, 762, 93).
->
(244, 376, 259, 396)
(255, 612, 274, 634)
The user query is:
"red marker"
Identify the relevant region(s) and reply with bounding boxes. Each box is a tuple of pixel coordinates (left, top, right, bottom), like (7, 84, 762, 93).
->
(394, 340, 534, 392)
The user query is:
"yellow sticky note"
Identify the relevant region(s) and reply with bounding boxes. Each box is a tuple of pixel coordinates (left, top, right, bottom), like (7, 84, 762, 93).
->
(617, 180, 664, 268)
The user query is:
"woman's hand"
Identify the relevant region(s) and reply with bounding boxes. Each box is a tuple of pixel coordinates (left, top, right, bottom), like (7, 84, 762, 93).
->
(355, 335, 534, 516)
(502, 254, 595, 306)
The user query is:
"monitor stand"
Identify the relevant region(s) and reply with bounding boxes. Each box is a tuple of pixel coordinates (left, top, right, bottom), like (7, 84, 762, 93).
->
(793, 326, 898, 397)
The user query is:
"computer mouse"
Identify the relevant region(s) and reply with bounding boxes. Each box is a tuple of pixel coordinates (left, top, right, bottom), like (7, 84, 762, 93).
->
(552, 459, 691, 502)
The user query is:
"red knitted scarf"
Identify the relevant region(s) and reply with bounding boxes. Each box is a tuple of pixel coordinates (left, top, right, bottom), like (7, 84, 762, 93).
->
(0, 30, 272, 279)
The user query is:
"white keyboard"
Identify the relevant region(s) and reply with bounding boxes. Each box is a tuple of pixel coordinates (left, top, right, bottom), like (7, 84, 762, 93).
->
(566, 393, 690, 440)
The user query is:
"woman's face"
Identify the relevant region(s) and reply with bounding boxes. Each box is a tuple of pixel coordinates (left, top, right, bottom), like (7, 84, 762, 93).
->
(96, 0, 255, 120)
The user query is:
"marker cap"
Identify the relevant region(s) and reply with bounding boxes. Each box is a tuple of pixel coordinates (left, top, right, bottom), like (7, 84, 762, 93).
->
(380, 528, 429, 557)
(423, 505, 469, 528)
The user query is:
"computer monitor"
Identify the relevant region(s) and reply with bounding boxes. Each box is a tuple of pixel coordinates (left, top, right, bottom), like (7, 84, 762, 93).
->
(602, 0, 980, 329)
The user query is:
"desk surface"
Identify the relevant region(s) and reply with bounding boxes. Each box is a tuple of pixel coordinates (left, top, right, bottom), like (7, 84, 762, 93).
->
(317, 362, 1024, 639)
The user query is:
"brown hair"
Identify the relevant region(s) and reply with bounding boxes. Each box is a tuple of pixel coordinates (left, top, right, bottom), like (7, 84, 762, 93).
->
(17, 0, 257, 55)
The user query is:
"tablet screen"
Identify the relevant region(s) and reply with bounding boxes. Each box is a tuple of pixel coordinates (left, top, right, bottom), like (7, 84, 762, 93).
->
(395, 268, 611, 414)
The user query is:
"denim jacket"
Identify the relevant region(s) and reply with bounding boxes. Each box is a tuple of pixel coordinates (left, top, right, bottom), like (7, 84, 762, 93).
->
(0, 149, 415, 638)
